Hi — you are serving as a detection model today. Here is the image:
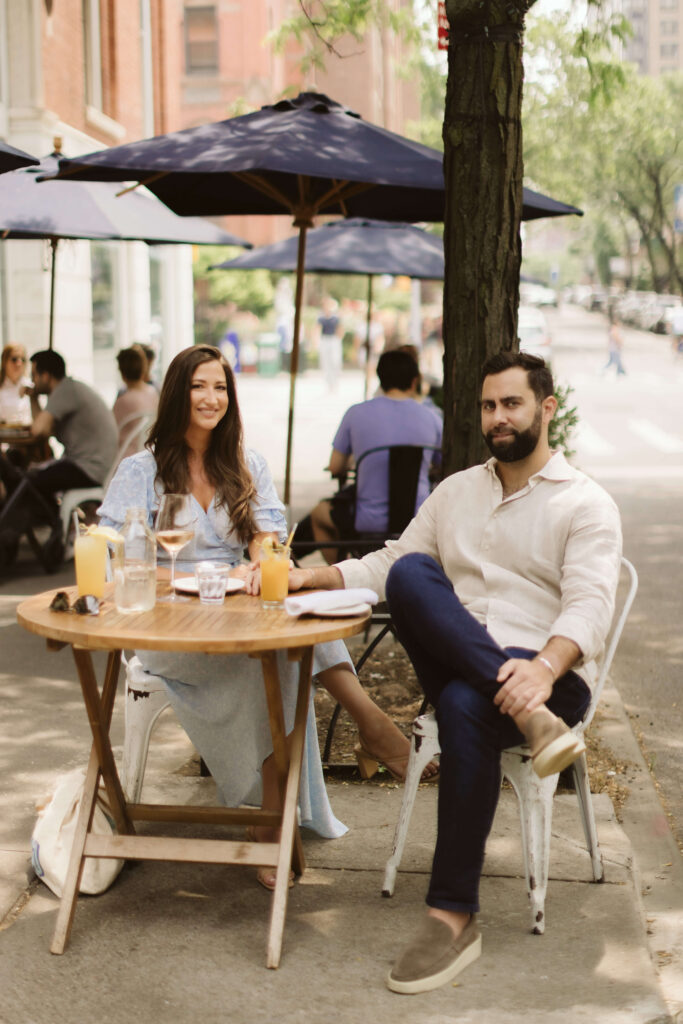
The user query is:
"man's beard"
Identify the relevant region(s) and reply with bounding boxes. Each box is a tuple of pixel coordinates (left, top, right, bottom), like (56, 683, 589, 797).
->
(484, 406, 543, 463)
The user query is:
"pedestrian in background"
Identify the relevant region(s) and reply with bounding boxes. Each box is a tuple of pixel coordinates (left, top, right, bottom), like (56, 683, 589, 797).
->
(317, 295, 343, 392)
(603, 314, 626, 377)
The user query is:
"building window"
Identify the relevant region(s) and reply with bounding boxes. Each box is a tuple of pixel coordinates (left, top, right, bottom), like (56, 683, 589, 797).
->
(184, 6, 219, 76)
(149, 247, 166, 358)
(83, 0, 103, 110)
(91, 242, 118, 353)
(660, 0, 678, 9)
(660, 42, 679, 56)
(660, 20, 679, 34)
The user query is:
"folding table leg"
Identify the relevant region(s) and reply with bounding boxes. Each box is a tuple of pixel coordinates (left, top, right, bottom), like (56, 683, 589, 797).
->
(262, 646, 313, 969)
(72, 647, 132, 835)
(50, 746, 102, 954)
(51, 648, 127, 953)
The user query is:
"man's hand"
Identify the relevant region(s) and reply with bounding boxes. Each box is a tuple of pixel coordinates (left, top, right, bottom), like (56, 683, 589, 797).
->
(288, 567, 315, 592)
(494, 659, 553, 717)
(288, 564, 345, 593)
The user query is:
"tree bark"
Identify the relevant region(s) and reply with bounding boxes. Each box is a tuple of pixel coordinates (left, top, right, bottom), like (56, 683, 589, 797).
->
(442, 0, 535, 474)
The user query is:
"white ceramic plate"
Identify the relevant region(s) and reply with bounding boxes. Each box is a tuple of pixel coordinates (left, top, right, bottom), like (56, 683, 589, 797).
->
(313, 602, 371, 618)
(173, 576, 246, 595)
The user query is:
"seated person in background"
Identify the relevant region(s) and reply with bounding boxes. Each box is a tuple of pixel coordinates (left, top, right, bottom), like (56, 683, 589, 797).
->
(294, 349, 442, 563)
(283, 351, 622, 994)
(378, 344, 443, 422)
(0, 343, 41, 476)
(139, 342, 159, 390)
(112, 346, 158, 460)
(0, 344, 32, 425)
(0, 350, 118, 566)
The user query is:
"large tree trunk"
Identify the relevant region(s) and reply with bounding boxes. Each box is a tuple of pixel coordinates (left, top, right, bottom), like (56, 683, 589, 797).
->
(442, 0, 535, 474)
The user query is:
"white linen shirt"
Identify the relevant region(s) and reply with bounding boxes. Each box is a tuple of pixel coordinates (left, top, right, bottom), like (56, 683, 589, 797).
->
(337, 452, 623, 689)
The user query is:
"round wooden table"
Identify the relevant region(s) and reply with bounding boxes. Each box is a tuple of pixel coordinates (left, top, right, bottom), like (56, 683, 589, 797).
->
(17, 584, 370, 968)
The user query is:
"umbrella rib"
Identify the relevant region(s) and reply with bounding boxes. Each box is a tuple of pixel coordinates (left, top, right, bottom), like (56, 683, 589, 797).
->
(115, 172, 170, 198)
(317, 179, 374, 213)
(234, 171, 297, 214)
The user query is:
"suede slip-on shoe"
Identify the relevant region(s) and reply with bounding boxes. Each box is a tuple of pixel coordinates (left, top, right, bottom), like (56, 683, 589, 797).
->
(386, 915, 482, 995)
(524, 710, 586, 779)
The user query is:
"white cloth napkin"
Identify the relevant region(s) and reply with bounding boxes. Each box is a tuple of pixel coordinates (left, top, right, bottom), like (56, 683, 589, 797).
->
(284, 588, 378, 618)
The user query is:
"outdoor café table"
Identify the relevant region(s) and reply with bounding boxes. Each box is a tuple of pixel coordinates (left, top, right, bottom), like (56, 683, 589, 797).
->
(16, 584, 370, 968)
(0, 425, 32, 444)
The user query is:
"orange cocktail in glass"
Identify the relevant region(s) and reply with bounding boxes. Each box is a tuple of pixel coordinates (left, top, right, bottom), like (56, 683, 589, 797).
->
(260, 540, 290, 608)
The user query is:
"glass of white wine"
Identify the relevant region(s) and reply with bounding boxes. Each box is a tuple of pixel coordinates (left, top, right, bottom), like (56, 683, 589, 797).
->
(155, 493, 195, 603)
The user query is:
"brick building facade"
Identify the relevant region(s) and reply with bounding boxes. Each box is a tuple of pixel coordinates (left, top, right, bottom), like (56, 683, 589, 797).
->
(0, 0, 191, 396)
(0, 0, 421, 387)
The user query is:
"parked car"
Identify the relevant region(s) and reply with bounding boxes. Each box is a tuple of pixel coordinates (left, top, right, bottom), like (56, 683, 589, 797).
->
(653, 295, 682, 335)
(520, 282, 558, 308)
(518, 305, 552, 360)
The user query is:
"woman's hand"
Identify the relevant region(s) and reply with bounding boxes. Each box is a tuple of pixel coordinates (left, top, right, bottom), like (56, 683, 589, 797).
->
(243, 562, 261, 595)
(229, 564, 250, 581)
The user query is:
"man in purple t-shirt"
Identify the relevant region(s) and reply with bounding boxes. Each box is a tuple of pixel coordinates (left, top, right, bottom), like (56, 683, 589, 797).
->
(294, 349, 442, 563)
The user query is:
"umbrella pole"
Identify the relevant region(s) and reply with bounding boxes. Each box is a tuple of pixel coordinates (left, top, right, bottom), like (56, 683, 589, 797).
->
(284, 222, 309, 508)
(48, 237, 58, 350)
(363, 275, 374, 400)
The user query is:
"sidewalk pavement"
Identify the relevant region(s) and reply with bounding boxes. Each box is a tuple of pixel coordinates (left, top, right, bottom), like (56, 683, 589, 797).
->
(0, 558, 681, 1023)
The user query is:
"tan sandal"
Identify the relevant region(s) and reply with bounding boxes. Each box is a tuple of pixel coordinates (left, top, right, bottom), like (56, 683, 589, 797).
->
(245, 827, 295, 890)
(354, 742, 439, 784)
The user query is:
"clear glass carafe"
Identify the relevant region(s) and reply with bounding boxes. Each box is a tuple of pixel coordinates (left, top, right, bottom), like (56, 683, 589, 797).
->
(113, 508, 157, 613)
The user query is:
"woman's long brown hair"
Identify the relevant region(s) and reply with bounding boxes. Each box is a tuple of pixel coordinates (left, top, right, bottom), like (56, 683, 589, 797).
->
(146, 345, 257, 542)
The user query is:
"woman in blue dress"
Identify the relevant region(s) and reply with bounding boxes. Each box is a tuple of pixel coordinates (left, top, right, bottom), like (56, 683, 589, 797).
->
(99, 345, 428, 886)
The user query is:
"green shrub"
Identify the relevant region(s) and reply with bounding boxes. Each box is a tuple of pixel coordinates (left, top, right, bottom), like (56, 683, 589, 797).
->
(549, 381, 579, 458)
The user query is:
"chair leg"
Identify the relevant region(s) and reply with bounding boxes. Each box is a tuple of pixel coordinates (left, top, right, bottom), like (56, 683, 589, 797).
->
(382, 713, 440, 897)
(501, 751, 560, 935)
(571, 751, 604, 883)
(121, 673, 170, 803)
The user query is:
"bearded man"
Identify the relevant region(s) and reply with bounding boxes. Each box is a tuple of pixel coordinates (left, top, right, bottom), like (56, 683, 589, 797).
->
(283, 351, 623, 994)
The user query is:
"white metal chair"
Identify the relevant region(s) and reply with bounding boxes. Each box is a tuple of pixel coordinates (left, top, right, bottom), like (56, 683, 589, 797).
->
(120, 655, 172, 803)
(59, 411, 153, 545)
(381, 557, 638, 934)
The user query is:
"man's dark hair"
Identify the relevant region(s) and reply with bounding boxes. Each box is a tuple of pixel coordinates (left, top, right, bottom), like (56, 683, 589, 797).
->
(117, 347, 145, 382)
(481, 350, 554, 403)
(377, 349, 420, 392)
(30, 350, 66, 380)
(140, 344, 156, 365)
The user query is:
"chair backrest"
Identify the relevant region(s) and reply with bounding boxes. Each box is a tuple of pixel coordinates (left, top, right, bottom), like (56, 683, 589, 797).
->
(582, 556, 638, 730)
(104, 412, 154, 489)
(354, 444, 441, 537)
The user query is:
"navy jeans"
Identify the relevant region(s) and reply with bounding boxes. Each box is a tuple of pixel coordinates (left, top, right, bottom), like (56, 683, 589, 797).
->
(0, 456, 100, 533)
(385, 553, 591, 914)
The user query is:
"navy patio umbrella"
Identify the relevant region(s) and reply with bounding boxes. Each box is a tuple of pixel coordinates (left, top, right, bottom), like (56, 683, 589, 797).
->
(50, 92, 582, 503)
(212, 217, 447, 397)
(1, 144, 250, 348)
(0, 140, 39, 174)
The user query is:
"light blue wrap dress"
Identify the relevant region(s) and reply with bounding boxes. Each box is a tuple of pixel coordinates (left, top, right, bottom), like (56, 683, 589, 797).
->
(98, 448, 348, 838)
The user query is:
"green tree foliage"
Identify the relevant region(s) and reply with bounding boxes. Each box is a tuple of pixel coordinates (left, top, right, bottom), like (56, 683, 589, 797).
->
(523, 14, 683, 295)
(193, 246, 275, 346)
(269, 0, 421, 75)
(271, 0, 630, 472)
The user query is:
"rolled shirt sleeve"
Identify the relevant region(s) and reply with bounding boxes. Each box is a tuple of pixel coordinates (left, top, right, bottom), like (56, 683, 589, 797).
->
(247, 449, 288, 541)
(550, 493, 623, 664)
